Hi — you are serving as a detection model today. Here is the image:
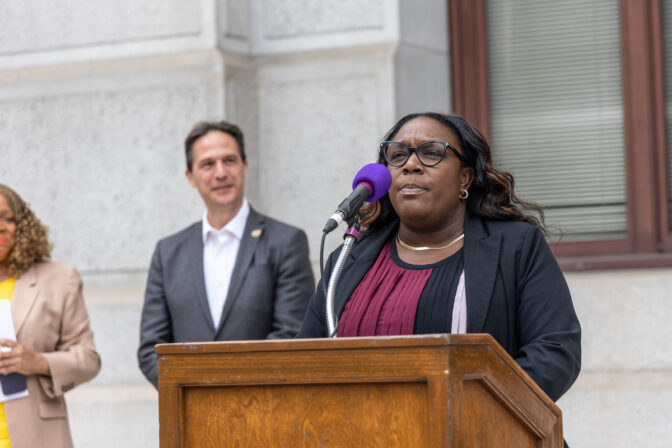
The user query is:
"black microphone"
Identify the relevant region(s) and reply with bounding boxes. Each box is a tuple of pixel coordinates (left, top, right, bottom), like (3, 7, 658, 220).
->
(323, 164, 392, 233)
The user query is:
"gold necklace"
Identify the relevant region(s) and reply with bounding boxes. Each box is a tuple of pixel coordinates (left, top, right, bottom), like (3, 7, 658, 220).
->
(396, 233, 464, 251)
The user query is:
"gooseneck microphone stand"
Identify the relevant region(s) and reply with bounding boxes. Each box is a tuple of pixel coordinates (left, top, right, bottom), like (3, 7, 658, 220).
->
(325, 219, 361, 338)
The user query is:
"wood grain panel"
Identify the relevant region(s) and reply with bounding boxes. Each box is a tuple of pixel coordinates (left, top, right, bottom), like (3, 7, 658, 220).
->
(462, 379, 537, 448)
(182, 382, 428, 448)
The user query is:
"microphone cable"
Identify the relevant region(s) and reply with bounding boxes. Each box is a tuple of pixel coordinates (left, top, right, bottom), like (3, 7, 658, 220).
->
(320, 229, 328, 301)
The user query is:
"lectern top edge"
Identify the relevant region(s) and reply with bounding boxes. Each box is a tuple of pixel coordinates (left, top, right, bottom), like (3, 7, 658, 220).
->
(155, 333, 495, 355)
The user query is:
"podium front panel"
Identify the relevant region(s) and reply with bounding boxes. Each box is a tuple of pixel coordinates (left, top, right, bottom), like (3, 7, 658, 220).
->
(182, 382, 429, 447)
(157, 334, 562, 448)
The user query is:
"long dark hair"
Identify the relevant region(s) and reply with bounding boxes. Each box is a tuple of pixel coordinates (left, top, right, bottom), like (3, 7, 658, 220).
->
(359, 112, 544, 231)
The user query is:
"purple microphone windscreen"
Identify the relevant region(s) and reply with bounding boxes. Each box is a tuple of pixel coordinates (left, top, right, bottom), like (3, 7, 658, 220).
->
(352, 163, 392, 203)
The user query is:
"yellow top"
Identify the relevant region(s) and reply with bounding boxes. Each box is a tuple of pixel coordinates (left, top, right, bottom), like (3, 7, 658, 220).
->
(0, 277, 15, 448)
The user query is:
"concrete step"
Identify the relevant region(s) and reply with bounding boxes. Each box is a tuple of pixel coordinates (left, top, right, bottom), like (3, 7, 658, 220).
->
(558, 369, 672, 448)
(68, 384, 158, 448)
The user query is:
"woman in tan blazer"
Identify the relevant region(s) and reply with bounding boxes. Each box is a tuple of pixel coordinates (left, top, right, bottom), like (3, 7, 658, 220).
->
(0, 184, 100, 448)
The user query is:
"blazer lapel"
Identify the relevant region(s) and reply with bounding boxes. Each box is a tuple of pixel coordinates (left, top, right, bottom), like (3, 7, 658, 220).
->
(188, 223, 216, 332)
(11, 265, 40, 337)
(217, 208, 263, 333)
(463, 213, 502, 333)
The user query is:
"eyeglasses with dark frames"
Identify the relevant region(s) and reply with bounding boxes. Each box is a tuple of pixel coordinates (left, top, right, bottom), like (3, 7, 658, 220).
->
(379, 140, 466, 168)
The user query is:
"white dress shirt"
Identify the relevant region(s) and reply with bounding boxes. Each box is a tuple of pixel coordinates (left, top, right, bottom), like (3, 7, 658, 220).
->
(202, 200, 250, 328)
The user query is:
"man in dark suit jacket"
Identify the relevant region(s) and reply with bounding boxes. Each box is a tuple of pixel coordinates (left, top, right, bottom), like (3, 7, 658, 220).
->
(138, 120, 315, 388)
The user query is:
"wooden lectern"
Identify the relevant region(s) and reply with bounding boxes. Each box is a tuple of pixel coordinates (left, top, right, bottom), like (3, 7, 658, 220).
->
(157, 334, 562, 447)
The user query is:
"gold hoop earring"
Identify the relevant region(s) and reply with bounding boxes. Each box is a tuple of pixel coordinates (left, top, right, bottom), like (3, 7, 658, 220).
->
(459, 189, 469, 200)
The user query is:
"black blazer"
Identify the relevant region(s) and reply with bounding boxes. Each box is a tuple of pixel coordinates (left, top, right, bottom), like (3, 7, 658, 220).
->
(298, 212, 581, 402)
(138, 207, 315, 388)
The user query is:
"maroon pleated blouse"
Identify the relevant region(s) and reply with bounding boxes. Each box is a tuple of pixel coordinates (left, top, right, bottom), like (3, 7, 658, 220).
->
(337, 242, 433, 337)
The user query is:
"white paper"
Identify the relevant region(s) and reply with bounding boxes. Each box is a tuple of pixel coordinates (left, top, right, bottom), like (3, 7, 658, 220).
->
(0, 299, 29, 402)
(0, 300, 17, 340)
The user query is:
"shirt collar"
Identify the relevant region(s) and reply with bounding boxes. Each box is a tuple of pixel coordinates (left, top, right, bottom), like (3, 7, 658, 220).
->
(201, 199, 250, 243)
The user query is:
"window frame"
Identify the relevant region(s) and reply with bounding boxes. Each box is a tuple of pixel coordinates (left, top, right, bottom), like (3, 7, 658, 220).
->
(448, 0, 672, 270)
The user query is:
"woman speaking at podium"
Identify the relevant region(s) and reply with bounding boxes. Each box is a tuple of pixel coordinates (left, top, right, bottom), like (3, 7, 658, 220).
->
(298, 113, 581, 403)
(0, 184, 100, 448)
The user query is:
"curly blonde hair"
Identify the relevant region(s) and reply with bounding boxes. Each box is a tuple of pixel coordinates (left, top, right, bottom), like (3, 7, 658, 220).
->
(0, 184, 52, 278)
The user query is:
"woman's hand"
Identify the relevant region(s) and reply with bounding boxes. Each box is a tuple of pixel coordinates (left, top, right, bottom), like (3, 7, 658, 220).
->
(0, 339, 51, 376)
